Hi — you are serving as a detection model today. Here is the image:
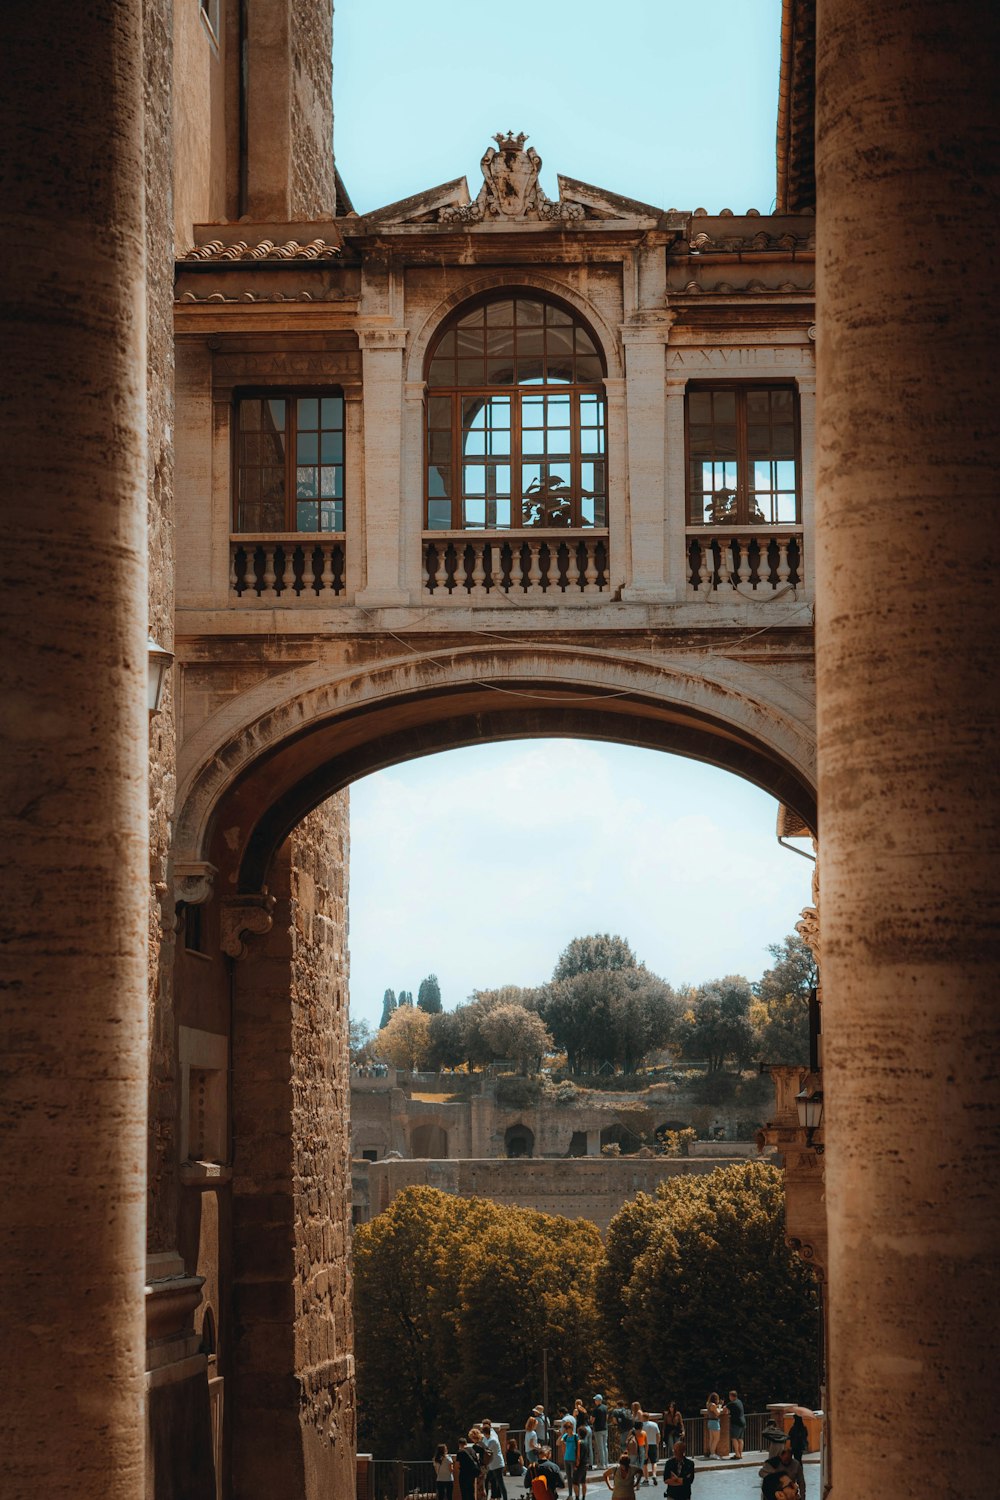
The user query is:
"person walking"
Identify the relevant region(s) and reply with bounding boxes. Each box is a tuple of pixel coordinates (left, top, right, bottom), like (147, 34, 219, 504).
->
(591, 1395, 609, 1469)
(641, 1414, 659, 1484)
(704, 1394, 723, 1459)
(726, 1390, 745, 1459)
(662, 1440, 695, 1499)
(433, 1444, 454, 1500)
(480, 1419, 507, 1499)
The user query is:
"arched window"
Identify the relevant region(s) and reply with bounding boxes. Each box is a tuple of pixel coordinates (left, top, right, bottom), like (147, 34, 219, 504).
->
(426, 295, 607, 531)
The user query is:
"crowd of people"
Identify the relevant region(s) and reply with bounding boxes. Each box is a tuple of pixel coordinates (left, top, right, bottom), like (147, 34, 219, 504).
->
(431, 1395, 811, 1499)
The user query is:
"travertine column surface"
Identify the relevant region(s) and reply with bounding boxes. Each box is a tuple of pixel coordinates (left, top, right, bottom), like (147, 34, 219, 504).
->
(0, 6, 149, 1499)
(815, 1, 1000, 1490)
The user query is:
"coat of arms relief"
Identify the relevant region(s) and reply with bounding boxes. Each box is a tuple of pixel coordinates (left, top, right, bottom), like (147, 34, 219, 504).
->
(440, 132, 584, 223)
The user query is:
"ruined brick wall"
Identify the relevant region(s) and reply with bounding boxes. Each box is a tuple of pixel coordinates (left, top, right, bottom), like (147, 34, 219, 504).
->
(144, 0, 179, 1257)
(288, 791, 355, 1494)
(290, 0, 336, 217)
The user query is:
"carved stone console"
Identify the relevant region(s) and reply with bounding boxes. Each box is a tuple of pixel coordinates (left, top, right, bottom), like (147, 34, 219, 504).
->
(220, 893, 275, 959)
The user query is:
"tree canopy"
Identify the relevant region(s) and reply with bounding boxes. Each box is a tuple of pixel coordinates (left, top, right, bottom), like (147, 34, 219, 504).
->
(541, 965, 679, 1074)
(553, 932, 637, 981)
(749, 932, 816, 1065)
(676, 975, 755, 1073)
(417, 974, 443, 1013)
(354, 1186, 607, 1455)
(378, 987, 397, 1030)
(596, 1161, 820, 1411)
(376, 1004, 432, 1070)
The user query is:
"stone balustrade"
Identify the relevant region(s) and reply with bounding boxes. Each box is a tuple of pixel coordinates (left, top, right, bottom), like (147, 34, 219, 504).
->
(686, 528, 803, 598)
(423, 529, 610, 599)
(230, 534, 346, 600)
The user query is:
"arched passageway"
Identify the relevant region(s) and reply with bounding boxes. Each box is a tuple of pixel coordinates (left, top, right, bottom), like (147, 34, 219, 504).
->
(171, 655, 816, 1495)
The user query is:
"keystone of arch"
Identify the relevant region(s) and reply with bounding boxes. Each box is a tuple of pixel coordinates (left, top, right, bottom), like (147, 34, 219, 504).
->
(174, 642, 816, 872)
(404, 269, 625, 383)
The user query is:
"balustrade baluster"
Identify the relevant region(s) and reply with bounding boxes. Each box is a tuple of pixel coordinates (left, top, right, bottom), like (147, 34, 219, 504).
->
(716, 537, 734, 592)
(320, 542, 334, 595)
(582, 538, 597, 592)
(698, 539, 714, 595)
(527, 540, 542, 593)
(737, 536, 752, 589)
(776, 538, 792, 590)
(262, 543, 276, 596)
(230, 545, 241, 596)
(470, 538, 486, 596)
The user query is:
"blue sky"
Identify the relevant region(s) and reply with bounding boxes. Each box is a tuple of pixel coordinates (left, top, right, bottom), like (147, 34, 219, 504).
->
(332, 1, 808, 1029)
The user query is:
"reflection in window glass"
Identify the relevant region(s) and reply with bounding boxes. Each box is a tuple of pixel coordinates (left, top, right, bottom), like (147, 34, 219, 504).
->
(235, 393, 345, 532)
(687, 385, 799, 526)
(426, 298, 606, 530)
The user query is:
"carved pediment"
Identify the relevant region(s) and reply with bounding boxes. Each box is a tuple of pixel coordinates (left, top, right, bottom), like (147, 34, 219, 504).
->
(354, 135, 671, 229)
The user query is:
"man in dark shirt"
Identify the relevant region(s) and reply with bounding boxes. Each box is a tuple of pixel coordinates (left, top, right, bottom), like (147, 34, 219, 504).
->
(591, 1394, 608, 1469)
(662, 1441, 695, 1500)
(527, 1444, 563, 1495)
(726, 1390, 746, 1459)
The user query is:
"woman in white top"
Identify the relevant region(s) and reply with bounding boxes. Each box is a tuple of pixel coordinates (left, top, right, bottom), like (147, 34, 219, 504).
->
(523, 1416, 541, 1466)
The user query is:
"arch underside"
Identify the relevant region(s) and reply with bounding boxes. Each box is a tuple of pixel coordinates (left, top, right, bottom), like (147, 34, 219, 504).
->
(199, 677, 816, 892)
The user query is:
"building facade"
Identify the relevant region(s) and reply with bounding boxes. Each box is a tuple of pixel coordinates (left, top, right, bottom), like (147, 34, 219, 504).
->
(2, 3, 998, 1500)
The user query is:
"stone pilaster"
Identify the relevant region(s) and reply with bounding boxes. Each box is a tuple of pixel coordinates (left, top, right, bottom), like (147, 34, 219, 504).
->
(620, 318, 675, 600)
(815, 1, 1000, 1491)
(355, 328, 410, 608)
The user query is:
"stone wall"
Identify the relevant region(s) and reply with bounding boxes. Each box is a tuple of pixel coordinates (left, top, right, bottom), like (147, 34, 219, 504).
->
(359, 1156, 749, 1237)
(230, 793, 354, 1500)
(290, 0, 336, 217)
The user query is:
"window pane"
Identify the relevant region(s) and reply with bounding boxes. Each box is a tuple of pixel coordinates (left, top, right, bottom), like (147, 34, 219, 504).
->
(296, 500, 318, 529)
(321, 396, 343, 427)
(464, 497, 486, 527)
(320, 500, 344, 531)
(456, 358, 484, 385)
(297, 433, 318, 464)
(547, 394, 571, 425)
(297, 397, 319, 429)
(428, 357, 456, 385)
(493, 497, 512, 528)
(266, 399, 286, 430)
(429, 430, 451, 466)
(427, 498, 451, 528)
(522, 427, 545, 455)
(240, 399, 262, 431)
(713, 390, 736, 424)
(517, 299, 544, 325)
(457, 325, 485, 358)
(688, 390, 712, 424)
(434, 330, 457, 358)
(575, 354, 603, 382)
(458, 304, 485, 327)
(521, 394, 545, 426)
(486, 355, 516, 385)
(320, 430, 343, 463)
(320, 466, 343, 498)
(463, 465, 485, 496)
(296, 466, 318, 498)
(463, 426, 486, 456)
(486, 299, 514, 326)
(428, 463, 450, 498)
(428, 396, 451, 428)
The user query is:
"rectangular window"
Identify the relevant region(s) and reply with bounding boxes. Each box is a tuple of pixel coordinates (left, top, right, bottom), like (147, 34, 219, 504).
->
(199, 0, 221, 45)
(234, 393, 345, 532)
(686, 384, 799, 526)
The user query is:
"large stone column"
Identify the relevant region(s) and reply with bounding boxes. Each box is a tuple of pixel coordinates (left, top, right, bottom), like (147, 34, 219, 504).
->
(815, 2, 1000, 1490)
(0, 5, 149, 1498)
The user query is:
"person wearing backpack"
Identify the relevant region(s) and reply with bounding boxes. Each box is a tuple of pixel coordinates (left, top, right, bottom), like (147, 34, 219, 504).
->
(525, 1443, 563, 1497)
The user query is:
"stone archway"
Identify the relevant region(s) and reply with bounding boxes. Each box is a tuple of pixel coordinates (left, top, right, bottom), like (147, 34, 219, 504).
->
(172, 643, 816, 1498)
(504, 1124, 535, 1158)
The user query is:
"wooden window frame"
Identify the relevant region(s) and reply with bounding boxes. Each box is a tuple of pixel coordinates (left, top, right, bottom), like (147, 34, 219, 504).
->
(231, 388, 345, 534)
(684, 380, 801, 527)
(424, 296, 608, 533)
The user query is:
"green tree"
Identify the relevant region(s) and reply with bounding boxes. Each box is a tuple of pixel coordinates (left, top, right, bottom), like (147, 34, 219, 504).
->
(542, 966, 678, 1074)
(417, 974, 442, 1013)
(477, 1002, 552, 1073)
(676, 976, 755, 1073)
(750, 933, 816, 1065)
(349, 1016, 375, 1065)
(376, 1004, 431, 1070)
(597, 1162, 820, 1411)
(378, 988, 397, 1029)
(354, 1186, 608, 1455)
(397, 989, 414, 1006)
(553, 932, 637, 981)
(426, 1009, 466, 1070)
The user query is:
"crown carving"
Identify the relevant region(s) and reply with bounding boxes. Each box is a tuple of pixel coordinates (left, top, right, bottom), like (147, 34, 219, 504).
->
(494, 131, 528, 153)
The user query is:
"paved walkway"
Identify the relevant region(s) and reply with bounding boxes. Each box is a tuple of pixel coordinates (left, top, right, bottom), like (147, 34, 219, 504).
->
(582, 1451, 821, 1496)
